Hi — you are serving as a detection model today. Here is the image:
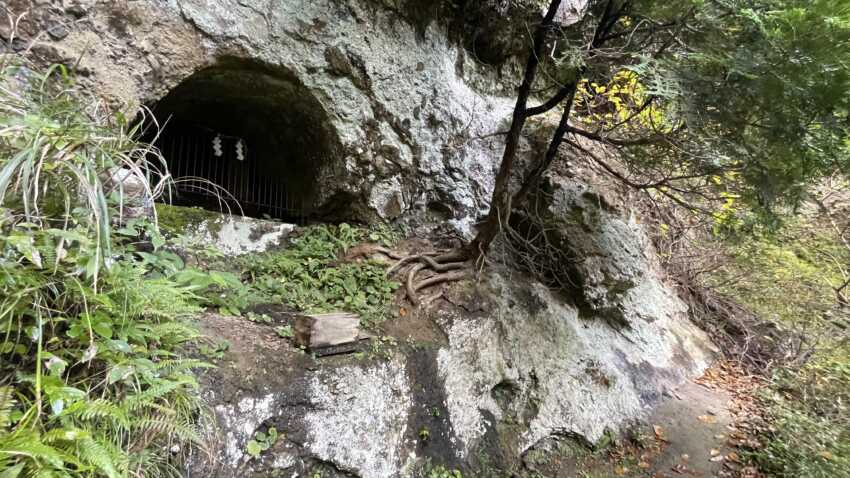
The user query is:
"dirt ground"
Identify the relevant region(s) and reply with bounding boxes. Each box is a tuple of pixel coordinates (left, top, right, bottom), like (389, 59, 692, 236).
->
(524, 362, 761, 478)
(551, 361, 766, 478)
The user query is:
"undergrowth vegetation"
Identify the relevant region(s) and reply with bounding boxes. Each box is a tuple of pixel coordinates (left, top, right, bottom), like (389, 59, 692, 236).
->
(238, 224, 399, 326)
(175, 222, 402, 328)
(0, 57, 404, 476)
(0, 61, 212, 476)
(707, 218, 850, 477)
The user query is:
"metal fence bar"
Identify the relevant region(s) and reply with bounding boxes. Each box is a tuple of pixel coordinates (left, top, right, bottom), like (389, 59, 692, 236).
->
(162, 127, 300, 219)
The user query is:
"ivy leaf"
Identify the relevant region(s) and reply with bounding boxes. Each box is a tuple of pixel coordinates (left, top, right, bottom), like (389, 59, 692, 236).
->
(151, 233, 166, 251)
(108, 339, 132, 354)
(92, 320, 113, 339)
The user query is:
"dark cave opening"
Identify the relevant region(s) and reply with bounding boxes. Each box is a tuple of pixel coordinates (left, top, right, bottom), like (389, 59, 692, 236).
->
(143, 58, 338, 222)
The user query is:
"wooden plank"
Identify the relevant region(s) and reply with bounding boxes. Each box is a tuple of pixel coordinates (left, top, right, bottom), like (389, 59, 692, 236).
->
(294, 312, 361, 350)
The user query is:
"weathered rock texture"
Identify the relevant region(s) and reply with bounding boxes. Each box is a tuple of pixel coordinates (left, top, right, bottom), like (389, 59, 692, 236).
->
(188, 174, 714, 478)
(193, 269, 712, 477)
(6, 0, 566, 229)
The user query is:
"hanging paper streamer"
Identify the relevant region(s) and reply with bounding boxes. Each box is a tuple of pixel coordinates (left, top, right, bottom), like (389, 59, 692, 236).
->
(212, 134, 223, 157)
(235, 139, 245, 161)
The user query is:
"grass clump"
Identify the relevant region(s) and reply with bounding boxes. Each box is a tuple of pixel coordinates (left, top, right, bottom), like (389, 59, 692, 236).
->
(238, 223, 400, 327)
(0, 60, 212, 476)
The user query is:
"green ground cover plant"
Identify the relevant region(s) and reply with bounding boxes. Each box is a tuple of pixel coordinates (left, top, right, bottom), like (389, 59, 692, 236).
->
(237, 223, 400, 327)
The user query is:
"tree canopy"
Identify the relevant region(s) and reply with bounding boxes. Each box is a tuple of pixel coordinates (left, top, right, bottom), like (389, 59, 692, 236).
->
(472, 0, 850, 251)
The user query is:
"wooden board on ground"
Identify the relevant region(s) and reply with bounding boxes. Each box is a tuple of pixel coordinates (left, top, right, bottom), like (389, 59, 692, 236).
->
(294, 312, 361, 351)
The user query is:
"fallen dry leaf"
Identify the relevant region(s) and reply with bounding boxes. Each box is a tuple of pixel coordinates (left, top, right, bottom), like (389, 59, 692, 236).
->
(698, 414, 717, 424)
(818, 451, 834, 460)
(710, 449, 721, 457)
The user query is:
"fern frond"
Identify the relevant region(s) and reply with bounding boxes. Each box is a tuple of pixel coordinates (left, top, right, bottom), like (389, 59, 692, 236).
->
(76, 437, 120, 478)
(122, 378, 193, 412)
(132, 417, 203, 446)
(0, 432, 66, 469)
(153, 358, 213, 374)
(63, 400, 130, 430)
(40, 427, 91, 444)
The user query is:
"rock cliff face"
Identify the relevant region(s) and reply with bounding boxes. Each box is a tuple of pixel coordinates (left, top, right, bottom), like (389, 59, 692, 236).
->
(7, 0, 567, 229)
(7, 1, 715, 476)
(188, 173, 714, 476)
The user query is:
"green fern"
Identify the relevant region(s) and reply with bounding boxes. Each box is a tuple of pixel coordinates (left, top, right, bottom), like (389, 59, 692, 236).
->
(1, 62, 213, 477)
(63, 400, 131, 430)
(132, 417, 203, 446)
(76, 438, 120, 478)
(0, 431, 67, 470)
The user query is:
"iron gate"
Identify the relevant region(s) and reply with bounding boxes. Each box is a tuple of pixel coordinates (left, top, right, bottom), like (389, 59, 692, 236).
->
(158, 123, 303, 219)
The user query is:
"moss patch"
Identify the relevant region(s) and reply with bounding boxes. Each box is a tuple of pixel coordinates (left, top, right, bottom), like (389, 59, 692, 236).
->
(155, 203, 225, 235)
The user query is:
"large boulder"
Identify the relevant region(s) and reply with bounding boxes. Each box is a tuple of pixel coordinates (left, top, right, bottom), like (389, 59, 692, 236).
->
(511, 173, 684, 328)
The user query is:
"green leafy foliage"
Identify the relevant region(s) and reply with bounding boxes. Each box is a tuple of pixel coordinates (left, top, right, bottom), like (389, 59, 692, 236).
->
(0, 62, 212, 477)
(667, 0, 850, 211)
(274, 325, 294, 338)
(538, 0, 850, 223)
(415, 461, 463, 478)
(245, 427, 278, 459)
(753, 351, 850, 477)
(706, 217, 850, 477)
(709, 220, 848, 327)
(238, 224, 399, 327)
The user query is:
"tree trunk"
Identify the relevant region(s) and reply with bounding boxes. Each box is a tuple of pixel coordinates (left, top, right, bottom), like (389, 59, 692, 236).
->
(468, 0, 624, 258)
(467, 0, 564, 257)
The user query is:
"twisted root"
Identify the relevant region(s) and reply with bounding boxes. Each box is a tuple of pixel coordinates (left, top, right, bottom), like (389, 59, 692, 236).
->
(343, 243, 405, 261)
(393, 250, 470, 306)
(345, 243, 471, 306)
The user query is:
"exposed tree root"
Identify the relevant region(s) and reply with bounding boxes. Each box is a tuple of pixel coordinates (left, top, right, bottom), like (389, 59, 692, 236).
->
(414, 270, 469, 293)
(345, 243, 472, 305)
(405, 263, 426, 305)
(394, 250, 471, 305)
(343, 243, 404, 261)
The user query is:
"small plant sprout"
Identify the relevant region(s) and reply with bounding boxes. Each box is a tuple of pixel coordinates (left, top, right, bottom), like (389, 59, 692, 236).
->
(275, 325, 294, 338)
(246, 426, 279, 459)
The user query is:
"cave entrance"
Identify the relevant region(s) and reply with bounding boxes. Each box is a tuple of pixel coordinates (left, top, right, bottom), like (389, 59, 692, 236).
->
(144, 59, 338, 221)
